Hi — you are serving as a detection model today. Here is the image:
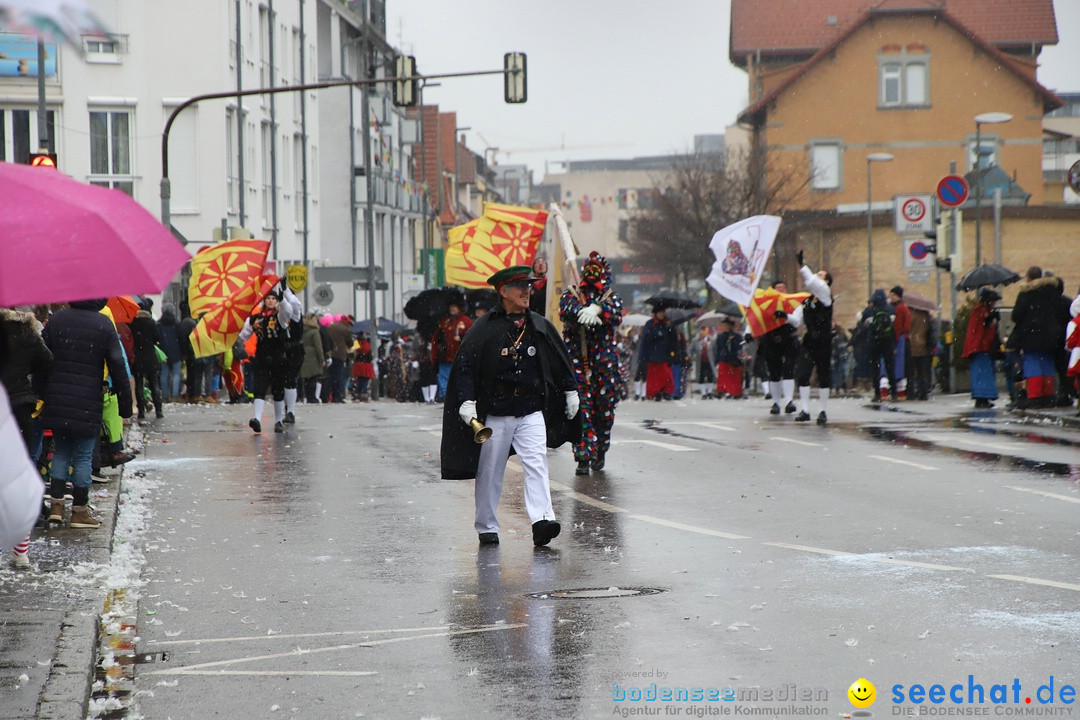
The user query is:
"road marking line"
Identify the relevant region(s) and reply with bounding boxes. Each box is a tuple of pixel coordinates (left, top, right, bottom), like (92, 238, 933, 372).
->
(986, 575, 1080, 593)
(868, 454, 937, 470)
(150, 625, 452, 646)
(145, 624, 527, 676)
(769, 436, 823, 448)
(609, 439, 697, 452)
(661, 421, 737, 432)
(1006, 486, 1080, 504)
(764, 542, 852, 556)
(628, 514, 750, 539)
(549, 481, 627, 513)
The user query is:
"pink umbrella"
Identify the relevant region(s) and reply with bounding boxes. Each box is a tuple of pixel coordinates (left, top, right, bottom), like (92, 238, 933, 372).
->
(0, 161, 191, 306)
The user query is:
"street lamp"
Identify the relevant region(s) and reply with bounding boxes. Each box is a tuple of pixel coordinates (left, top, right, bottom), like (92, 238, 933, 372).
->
(866, 152, 894, 298)
(973, 111, 1012, 267)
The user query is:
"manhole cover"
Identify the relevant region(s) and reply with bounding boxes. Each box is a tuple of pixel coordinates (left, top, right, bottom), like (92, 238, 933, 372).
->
(527, 586, 667, 600)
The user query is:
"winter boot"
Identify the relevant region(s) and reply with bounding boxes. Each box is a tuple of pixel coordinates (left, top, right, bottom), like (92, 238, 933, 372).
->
(69, 505, 101, 529)
(48, 498, 65, 524)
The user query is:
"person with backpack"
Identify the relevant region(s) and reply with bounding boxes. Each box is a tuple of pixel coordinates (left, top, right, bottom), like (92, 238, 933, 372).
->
(861, 289, 898, 403)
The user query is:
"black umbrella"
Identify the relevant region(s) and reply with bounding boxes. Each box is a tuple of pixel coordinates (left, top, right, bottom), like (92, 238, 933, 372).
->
(352, 316, 406, 336)
(955, 264, 1021, 291)
(644, 289, 702, 310)
(665, 308, 697, 324)
(466, 288, 499, 316)
(403, 287, 467, 320)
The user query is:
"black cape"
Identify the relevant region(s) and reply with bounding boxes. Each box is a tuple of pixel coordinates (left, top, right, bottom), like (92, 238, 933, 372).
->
(440, 307, 580, 480)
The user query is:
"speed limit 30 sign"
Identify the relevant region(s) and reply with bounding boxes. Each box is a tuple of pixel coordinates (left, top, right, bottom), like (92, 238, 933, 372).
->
(894, 194, 933, 233)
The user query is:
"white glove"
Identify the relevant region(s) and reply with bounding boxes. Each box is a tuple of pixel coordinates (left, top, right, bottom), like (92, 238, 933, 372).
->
(564, 391, 579, 419)
(458, 400, 477, 426)
(576, 303, 602, 326)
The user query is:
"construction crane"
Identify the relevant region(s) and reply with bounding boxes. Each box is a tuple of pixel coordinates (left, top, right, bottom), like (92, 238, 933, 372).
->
(476, 132, 629, 164)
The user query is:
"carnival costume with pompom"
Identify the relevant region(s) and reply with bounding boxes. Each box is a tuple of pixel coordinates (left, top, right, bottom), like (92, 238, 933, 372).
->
(557, 252, 624, 471)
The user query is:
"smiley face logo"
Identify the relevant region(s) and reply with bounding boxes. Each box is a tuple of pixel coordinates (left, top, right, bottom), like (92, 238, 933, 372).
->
(848, 678, 876, 708)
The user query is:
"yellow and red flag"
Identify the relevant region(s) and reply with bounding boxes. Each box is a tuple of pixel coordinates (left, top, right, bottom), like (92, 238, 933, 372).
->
(742, 287, 811, 338)
(188, 239, 271, 317)
(444, 203, 548, 288)
(190, 274, 279, 358)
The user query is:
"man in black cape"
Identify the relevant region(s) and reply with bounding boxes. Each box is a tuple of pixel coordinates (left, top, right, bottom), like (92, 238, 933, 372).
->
(440, 265, 580, 547)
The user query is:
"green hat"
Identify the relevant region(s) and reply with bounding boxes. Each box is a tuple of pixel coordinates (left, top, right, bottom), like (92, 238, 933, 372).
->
(487, 265, 540, 289)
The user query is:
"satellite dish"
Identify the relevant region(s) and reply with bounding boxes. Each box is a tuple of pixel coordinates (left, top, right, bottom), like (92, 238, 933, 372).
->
(313, 283, 334, 307)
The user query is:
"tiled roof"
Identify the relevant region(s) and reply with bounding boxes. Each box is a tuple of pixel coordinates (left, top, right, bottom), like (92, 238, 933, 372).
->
(730, 0, 1058, 63)
(736, 6, 1063, 124)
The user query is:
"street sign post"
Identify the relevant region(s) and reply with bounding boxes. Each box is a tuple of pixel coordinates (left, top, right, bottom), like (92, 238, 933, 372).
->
(937, 174, 969, 207)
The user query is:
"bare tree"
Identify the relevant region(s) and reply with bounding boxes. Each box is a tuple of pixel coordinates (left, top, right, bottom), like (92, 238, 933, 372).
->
(626, 148, 811, 289)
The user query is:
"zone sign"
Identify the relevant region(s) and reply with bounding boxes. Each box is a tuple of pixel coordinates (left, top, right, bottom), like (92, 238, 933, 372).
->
(894, 194, 933, 233)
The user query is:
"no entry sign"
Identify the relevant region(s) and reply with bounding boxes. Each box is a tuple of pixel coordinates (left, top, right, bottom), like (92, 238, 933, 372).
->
(937, 174, 969, 207)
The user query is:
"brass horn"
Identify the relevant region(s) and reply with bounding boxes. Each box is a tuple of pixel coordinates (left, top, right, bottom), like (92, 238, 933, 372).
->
(469, 418, 493, 444)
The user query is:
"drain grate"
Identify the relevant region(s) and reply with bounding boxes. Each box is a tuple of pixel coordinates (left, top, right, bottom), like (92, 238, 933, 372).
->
(527, 586, 667, 600)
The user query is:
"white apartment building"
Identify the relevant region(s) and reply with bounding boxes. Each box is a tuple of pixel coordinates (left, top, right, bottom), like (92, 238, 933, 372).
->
(0, 0, 424, 321)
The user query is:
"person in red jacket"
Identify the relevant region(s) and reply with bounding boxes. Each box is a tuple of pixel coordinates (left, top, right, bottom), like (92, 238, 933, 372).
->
(431, 301, 472, 401)
(888, 286, 912, 400)
(962, 288, 1001, 408)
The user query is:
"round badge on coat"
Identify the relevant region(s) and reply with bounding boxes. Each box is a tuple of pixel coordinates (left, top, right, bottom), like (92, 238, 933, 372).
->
(527, 345, 537, 356)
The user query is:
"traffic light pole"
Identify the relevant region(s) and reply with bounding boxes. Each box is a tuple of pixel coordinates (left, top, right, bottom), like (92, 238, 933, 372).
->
(160, 68, 512, 241)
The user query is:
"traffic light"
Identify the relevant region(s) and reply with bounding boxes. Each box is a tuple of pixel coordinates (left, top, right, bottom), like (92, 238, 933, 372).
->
(924, 230, 951, 272)
(393, 55, 417, 108)
(29, 151, 57, 169)
(504, 52, 527, 103)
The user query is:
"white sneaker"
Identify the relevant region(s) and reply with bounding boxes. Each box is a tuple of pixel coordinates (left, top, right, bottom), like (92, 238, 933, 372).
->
(11, 553, 30, 569)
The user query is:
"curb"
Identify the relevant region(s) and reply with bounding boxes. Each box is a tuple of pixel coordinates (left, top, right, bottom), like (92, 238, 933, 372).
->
(35, 461, 125, 720)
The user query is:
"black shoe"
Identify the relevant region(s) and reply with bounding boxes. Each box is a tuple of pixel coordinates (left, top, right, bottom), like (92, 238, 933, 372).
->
(784, 401, 797, 414)
(769, 403, 780, 415)
(478, 532, 499, 545)
(974, 398, 993, 408)
(816, 411, 827, 426)
(575, 461, 590, 476)
(274, 421, 285, 433)
(249, 417, 262, 434)
(283, 411, 296, 425)
(794, 410, 811, 422)
(155, 410, 164, 419)
(590, 453, 606, 471)
(764, 393, 772, 400)
(532, 519, 561, 547)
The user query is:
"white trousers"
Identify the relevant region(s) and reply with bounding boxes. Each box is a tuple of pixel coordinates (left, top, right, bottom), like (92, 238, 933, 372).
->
(474, 411, 555, 534)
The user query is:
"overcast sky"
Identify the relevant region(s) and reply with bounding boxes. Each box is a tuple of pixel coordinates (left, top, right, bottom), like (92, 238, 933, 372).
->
(386, 0, 1080, 181)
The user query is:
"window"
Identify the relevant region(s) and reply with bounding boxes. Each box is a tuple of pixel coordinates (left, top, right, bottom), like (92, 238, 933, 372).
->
(0, 109, 55, 164)
(810, 141, 842, 191)
(261, 121, 272, 225)
(164, 105, 198, 213)
(293, 134, 304, 226)
(84, 35, 125, 63)
(89, 109, 133, 195)
(878, 51, 930, 108)
(967, 136, 1000, 171)
(225, 109, 237, 211)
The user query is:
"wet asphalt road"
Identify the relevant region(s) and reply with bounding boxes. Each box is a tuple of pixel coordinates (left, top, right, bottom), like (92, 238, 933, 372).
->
(4, 393, 1080, 719)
